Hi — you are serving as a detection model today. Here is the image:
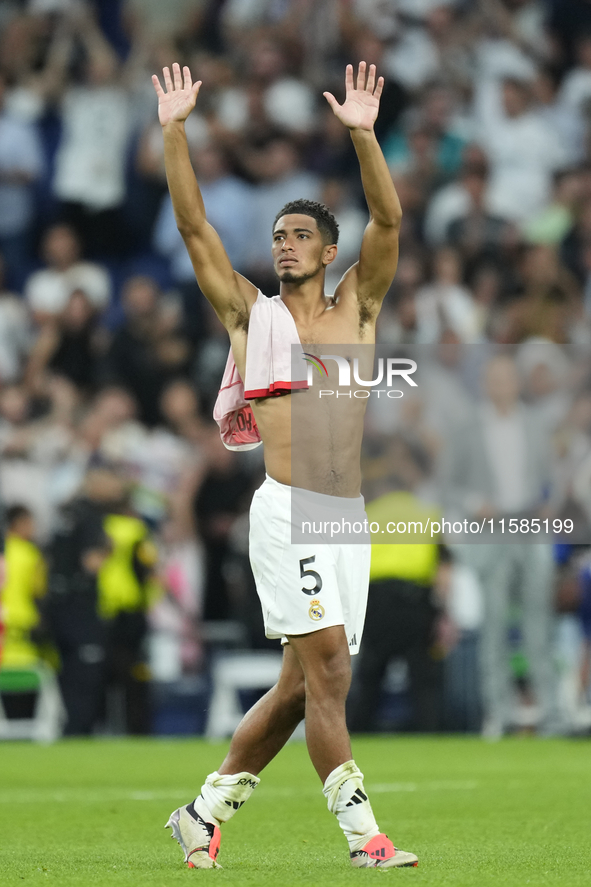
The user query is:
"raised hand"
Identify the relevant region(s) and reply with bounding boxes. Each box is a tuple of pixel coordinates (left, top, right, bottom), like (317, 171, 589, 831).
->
(323, 62, 383, 131)
(152, 63, 202, 127)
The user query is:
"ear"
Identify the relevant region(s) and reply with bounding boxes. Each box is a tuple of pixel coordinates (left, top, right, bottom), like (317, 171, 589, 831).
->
(322, 244, 338, 267)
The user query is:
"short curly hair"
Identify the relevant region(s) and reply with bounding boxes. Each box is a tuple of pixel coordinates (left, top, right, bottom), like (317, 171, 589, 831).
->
(273, 199, 339, 245)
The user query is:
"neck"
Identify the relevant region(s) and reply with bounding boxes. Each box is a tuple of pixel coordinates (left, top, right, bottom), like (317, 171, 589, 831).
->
(280, 275, 330, 321)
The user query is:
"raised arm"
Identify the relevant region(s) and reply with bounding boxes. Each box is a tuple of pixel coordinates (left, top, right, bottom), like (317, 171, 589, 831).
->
(152, 63, 256, 327)
(324, 63, 402, 313)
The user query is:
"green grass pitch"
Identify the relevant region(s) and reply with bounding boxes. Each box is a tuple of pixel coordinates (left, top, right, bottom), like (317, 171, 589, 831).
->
(0, 736, 590, 886)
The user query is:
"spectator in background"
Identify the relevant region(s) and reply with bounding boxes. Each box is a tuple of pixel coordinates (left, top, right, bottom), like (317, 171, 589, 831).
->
(0, 504, 46, 668)
(424, 144, 492, 246)
(442, 354, 561, 737)
(81, 386, 143, 463)
(246, 35, 316, 136)
(376, 251, 424, 346)
(0, 385, 42, 524)
(383, 2, 459, 93)
(444, 161, 511, 267)
(25, 289, 102, 393)
(516, 340, 573, 435)
(414, 245, 480, 344)
(147, 381, 207, 681)
(0, 71, 43, 290)
(0, 253, 31, 383)
(98, 476, 160, 734)
(523, 169, 584, 248)
(305, 104, 359, 180)
(438, 548, 484, 733)
(534, 66, 586, 166)
(24, 224, 111, 323)
(48, 7, 134, 257)
(512, 244, 581, 343)
(100, 275, 192, 426)
(159, 378, 205, 447)
(384, 84, 466, 187)
(0, 379, 87, 541)
(193, 427, 255, 622)
(476, 74, 568, 223)
(97, 381, 203, 530)
(123, 0, 205, 42)
(218, 30, 316, 137)
(45, 466, 112, 736)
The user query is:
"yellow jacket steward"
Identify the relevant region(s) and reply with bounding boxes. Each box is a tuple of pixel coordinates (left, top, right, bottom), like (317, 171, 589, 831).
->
(98, 514, 159, 620)
(1, 535, 47, 666)
(366, 491, 441, 586)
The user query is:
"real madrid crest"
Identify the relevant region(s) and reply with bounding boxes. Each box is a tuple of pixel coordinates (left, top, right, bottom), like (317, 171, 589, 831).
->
(308, 599, 325, 621)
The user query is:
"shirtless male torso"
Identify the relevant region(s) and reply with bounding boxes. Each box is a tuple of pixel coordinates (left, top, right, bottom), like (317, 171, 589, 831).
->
(153, 60, 418, 871)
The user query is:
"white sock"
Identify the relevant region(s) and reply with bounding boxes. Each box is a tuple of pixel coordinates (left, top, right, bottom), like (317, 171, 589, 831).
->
(193, 771, 260, 826)
(323, 760, 380, 853)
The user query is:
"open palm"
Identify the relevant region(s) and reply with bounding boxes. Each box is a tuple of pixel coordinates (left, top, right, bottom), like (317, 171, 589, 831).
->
(323, 62, 383, 131)
(152, 63, 202, 127)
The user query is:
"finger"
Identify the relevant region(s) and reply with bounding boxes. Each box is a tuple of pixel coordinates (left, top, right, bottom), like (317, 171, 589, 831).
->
(366, 63, 376, 93)
(323, 91, 340, 112)
(374, 75, 384, 100)
(173, 61, 182, 90)
(183, 65, 192, 91)
(163, 66, 173, 93)
(345, 64, 354, 93)
(192, 80, 202, 98)
(356, 60, 366, 91)
(151, 74, 165, 99)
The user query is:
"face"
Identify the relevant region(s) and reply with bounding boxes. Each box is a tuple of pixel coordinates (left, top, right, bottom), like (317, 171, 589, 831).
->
(63, 290, 94, 329)
(84, 469, 127, 504)
(502, 80, 529, 118)
(43, 225, 80, 269)
(434, 247, 461, 283)
(0, 386, 29, 424)
(13, 514, 35, 541)
(272, 214, 336, 283)
(94, 388, 136, 424)
(123, 276, 158, 318)
(160, 381, 198, 423)
(464, 171, 487, 204)
(484, 356, 520, 409)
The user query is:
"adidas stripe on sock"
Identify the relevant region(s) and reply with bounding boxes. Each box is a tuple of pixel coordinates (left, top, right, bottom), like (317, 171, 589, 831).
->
(323, 760, 380, 853)
(196, 770, 260, 826)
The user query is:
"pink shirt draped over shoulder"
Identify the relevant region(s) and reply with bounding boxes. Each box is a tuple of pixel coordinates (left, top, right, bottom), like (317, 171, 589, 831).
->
(213, 290, 308, 451)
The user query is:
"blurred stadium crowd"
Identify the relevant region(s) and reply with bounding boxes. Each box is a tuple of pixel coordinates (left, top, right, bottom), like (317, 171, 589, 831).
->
(1, 0, 591, 739)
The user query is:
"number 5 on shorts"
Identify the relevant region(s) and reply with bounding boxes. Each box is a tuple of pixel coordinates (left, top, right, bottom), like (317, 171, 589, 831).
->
(300, 556, 323, 595)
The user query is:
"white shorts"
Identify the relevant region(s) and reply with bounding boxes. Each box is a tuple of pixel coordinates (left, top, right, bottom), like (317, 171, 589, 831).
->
(249, 475, 371, 655)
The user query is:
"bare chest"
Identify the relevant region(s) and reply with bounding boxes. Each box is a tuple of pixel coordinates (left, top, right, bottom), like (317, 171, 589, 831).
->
(229, 299, 374, 379)
(294, 309, 373, 347)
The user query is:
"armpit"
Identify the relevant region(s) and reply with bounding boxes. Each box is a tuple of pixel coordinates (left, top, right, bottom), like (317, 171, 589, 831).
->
(358, 295, 375, 330)
(227, 303, 250, 332)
